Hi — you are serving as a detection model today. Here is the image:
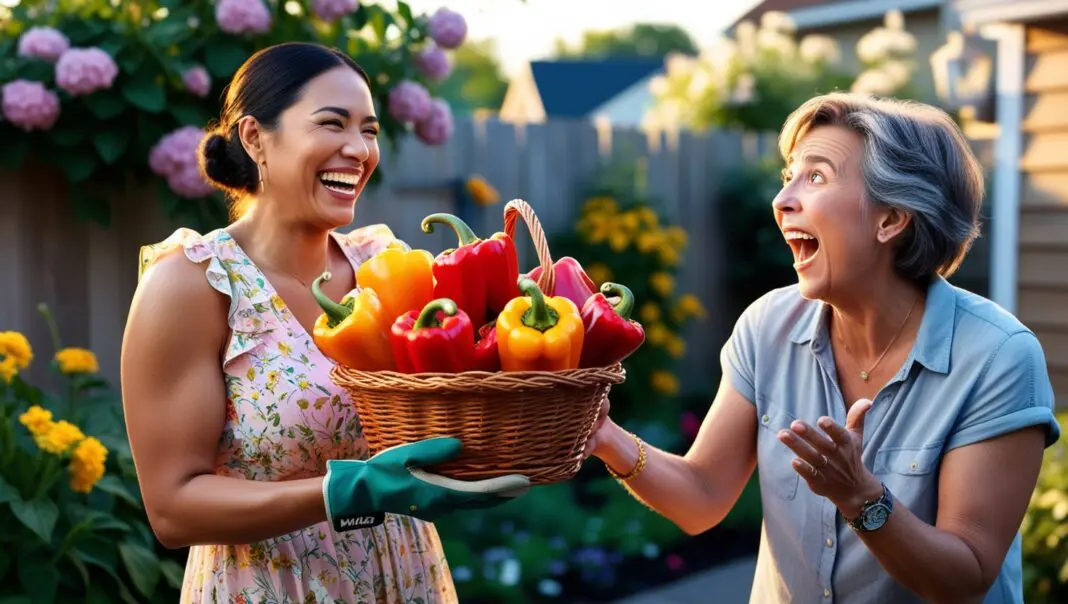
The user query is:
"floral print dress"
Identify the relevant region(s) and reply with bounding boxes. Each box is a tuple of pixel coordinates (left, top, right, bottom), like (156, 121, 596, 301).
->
(139, 226, 456, 604)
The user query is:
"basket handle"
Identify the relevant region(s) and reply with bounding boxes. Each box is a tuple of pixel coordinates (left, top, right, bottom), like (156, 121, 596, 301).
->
(503, 198, 555, 295)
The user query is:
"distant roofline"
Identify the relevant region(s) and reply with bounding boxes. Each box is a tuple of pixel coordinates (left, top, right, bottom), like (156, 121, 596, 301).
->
(733, 0, 943, 31)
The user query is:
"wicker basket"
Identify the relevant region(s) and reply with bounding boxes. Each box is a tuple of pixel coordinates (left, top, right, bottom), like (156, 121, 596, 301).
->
(330, 199, 627, 485)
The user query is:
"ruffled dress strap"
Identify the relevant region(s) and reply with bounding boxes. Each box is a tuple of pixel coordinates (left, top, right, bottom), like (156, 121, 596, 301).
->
(330, 223, 411, 267)
(138, 227, 283, 369)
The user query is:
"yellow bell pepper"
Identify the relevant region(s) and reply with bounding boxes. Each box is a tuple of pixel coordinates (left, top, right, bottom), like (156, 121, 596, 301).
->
(356, 247, 435, 324)
(311, 273, 395, 370)
(496, 277, 584, 371)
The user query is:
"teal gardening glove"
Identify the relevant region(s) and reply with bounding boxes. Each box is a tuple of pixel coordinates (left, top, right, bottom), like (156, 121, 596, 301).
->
(323, 437, 531, 532)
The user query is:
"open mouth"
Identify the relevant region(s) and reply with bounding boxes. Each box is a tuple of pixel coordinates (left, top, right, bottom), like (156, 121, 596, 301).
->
(318, 170, 360, 198)
(784, 230, 820, 270)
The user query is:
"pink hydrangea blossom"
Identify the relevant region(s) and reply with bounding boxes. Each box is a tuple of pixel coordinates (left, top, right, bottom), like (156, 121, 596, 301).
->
(388, 80, 431, 123)
(311, 0, 360, 21)
(149, 126, 214, 198)
(415, 98, 453, 146)
(1, 79, 60, 132)
(215, 0, 272, 35)
(427, 7, 467, 49)
(415, 44, 451, 82)
(183, 66, 211, 98)
(17, 26, 70, 62)
(55, 48, 119, 96)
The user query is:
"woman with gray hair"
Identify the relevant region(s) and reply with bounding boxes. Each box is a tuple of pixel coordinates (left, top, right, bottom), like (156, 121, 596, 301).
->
(584, 92, 1060, 603)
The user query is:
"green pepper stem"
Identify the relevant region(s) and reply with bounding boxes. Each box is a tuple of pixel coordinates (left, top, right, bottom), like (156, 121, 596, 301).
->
(311, 273, 351, 328)
(519, 278, 559, 332)
(601, 282, 635, 319)
(421, 213, 480, 246)
(414, 298, 459, 330)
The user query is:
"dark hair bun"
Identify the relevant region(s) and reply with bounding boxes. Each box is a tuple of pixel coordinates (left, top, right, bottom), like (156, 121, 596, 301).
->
(199, 131, 258, 195)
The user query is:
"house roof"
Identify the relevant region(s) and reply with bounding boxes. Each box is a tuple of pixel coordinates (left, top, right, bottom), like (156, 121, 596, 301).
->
(529, 58, 664, 118)
(731, 0, 944, 30)
(733, 0, 831, 27)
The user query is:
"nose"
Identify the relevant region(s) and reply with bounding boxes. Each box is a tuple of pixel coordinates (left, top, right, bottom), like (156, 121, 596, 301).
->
(342, 137, 370, 162)
(772, 181, 800, 214)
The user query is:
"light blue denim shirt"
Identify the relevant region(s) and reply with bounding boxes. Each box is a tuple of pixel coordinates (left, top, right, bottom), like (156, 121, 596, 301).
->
(721, 275, 1061, 603)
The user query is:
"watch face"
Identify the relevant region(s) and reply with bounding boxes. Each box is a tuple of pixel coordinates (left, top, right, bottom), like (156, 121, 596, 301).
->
(862, 502, 892, 531)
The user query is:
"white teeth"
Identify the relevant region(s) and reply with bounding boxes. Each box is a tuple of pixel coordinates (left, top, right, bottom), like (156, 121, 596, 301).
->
(784, 231, 816, 241)
(319, 171, 359, 185)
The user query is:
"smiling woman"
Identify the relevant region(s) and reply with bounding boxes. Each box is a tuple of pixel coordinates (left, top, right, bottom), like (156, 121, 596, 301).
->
(584, 92, 1061, 603)
(121, 42, 527, 604)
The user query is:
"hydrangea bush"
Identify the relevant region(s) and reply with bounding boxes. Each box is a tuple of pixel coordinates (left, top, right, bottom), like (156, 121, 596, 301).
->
(0, 0, 467, 229)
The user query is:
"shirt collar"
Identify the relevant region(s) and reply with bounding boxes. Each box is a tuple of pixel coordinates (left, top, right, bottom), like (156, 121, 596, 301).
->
(788, 275, 956, 375)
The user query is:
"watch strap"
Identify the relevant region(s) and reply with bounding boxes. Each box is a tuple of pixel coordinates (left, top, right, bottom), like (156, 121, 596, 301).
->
(847, 482, 894, 532)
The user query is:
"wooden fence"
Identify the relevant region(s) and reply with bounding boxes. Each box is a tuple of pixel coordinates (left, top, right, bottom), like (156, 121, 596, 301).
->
(0, 116, 993, 394)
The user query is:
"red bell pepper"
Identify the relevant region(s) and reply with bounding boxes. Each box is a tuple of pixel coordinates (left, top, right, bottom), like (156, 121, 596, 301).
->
(579, 282, 646, 368)
(421, 213, 521, 328)
(390, 298, 476, 373)
(525, 257, 597, 310)
(473, 322, 501, 372)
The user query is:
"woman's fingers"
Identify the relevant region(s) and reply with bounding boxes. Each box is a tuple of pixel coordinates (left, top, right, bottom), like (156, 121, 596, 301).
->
(790, 420, 838, 455)
(778, 428, 828, 472)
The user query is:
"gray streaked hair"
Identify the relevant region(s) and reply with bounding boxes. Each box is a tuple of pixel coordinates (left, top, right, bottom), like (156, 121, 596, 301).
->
(778, 92, 984, 281)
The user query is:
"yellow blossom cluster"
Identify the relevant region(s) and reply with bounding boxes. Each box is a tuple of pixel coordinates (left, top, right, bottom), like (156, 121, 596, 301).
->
(576, 197, 687, 266)
(18, 404, 108, 493)
(55, 347, 99, 374)
(465, 175, 500, 206)
(0, 331, 33, 383)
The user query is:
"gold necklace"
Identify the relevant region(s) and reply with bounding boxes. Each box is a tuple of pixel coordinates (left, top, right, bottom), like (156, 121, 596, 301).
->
(845, 296, 919, 382)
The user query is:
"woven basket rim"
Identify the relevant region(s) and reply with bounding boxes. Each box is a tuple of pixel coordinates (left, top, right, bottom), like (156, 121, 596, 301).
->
(330, 363, 625, 393)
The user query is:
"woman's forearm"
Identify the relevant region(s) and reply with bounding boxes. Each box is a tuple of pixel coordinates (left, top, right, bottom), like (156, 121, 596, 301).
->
(845, 492, 986, 603)
(153, 474, 327, 548)
(596, 423, 737, 535)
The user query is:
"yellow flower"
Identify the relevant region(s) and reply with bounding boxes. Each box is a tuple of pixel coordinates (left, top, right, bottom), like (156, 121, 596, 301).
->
(583, 196, 618, 215)
(637, 231, 662, 253)
(35, 420, 86, 455)
(69, 436, 108, 493)
(465, 175, 500, 206)
(663, 226, 688, 249)
(0, 357, 18, 384)
(619, 211, 641, 232)
(651, 371, 679, 395)
(675, 294, 708, 321)
(270, 294, 286, 312)
(278, 342, 292, 357)
(646, 323, 671, 346)
(578, 213, 611, 244)
(649, 272, 675, 297)
(608, 230, 630, 252)
(586, 263, 613, 286)
(639, 303, 661, 323)
(18, 405, 54, 436)
(666, 336, 687, 359)
(0, 331, 33, 372)
(659, 246, 680, 266)
(637, 207, 658, 228)
(54, 347, 99, 374)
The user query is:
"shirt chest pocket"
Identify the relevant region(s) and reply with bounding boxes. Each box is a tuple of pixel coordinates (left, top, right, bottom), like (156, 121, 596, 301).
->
(757, 403, 800, 501)
(873, 445, 942, 515)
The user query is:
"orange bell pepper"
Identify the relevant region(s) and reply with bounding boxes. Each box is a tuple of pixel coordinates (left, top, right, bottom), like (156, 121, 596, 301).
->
(311, 273, 395, 370)
(496, 277, 584, 371)
(355, 247, 435, 324)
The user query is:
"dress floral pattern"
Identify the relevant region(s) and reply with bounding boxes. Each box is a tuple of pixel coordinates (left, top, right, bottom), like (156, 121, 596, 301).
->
(140, 226, 457, 604)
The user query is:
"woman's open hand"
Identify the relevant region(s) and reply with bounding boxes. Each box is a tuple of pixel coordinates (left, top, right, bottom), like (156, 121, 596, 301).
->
(778, 398, 883, 519)
(583, 397, 612, 459)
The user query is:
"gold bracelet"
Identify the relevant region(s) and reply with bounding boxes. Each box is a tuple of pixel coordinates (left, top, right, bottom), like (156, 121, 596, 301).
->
(605, 432, 647, 481)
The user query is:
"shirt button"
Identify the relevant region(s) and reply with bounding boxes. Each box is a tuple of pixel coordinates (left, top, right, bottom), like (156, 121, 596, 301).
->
(825, 538, 834, 547)
(761, 414, 770, 425)
(910, 461, 918, 472)
(824, 588, 832, 598)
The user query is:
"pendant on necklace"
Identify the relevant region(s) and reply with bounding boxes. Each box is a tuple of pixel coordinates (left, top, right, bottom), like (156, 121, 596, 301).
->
(860, 371, 870, 382)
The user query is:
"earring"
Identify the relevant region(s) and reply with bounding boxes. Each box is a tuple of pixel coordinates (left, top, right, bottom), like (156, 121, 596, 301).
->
(258, 161, 267, 193)
(878, 231, 888, 242)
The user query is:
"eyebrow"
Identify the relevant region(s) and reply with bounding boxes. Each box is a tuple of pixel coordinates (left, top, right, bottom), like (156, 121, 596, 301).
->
(311, 107, 380, 125)
(796, 153, 840, 175)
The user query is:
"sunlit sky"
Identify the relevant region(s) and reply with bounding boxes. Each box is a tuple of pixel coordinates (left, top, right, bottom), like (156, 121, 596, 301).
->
(396, 0, 763, 75)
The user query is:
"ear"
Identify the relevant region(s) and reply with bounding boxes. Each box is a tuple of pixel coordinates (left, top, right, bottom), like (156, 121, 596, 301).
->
(236, 116, 266, 164)
(876, 206, 911, 244)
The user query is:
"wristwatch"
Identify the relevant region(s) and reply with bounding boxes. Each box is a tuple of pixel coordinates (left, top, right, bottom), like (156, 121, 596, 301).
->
(846, 482, 894, 532)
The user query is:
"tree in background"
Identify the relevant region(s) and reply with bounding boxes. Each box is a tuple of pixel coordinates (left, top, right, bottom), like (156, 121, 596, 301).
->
(433, 38, 508, 114)
(553, 23, 698, 59)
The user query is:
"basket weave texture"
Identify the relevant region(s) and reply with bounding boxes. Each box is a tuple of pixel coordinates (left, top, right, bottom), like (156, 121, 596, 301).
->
(329, 199, 628, 485)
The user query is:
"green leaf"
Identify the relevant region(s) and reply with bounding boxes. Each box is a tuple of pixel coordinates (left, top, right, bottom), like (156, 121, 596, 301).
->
(60, 151, 98, 183)
(18, 551, 58, 604)
(84, 90, 126, 120)
(84, 585, 112, 604)
(66, 550, 91, 589)
(122, 71, 166, 113)
(118, 541, 161, 598)
(0, 135, 29, 170)
(398, 1, 414, 26)
(0, 548, 10, 581)
(160, 559, 185, 589)
(170, 102, 207, 127)
(370, 8, 392, 42)
(205, 38, 249, 78)
(94, 475, 142, 508)
(149, 18, 192, 47)
(49, 125, 91, 147)
(93, 128, 131, 164)
(74, 539, 119, 580)
(10, 497, 58, 544)
(0, 597, 32, 604)
(0, 476, 18, 505)
(69, 186, 111, 227)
